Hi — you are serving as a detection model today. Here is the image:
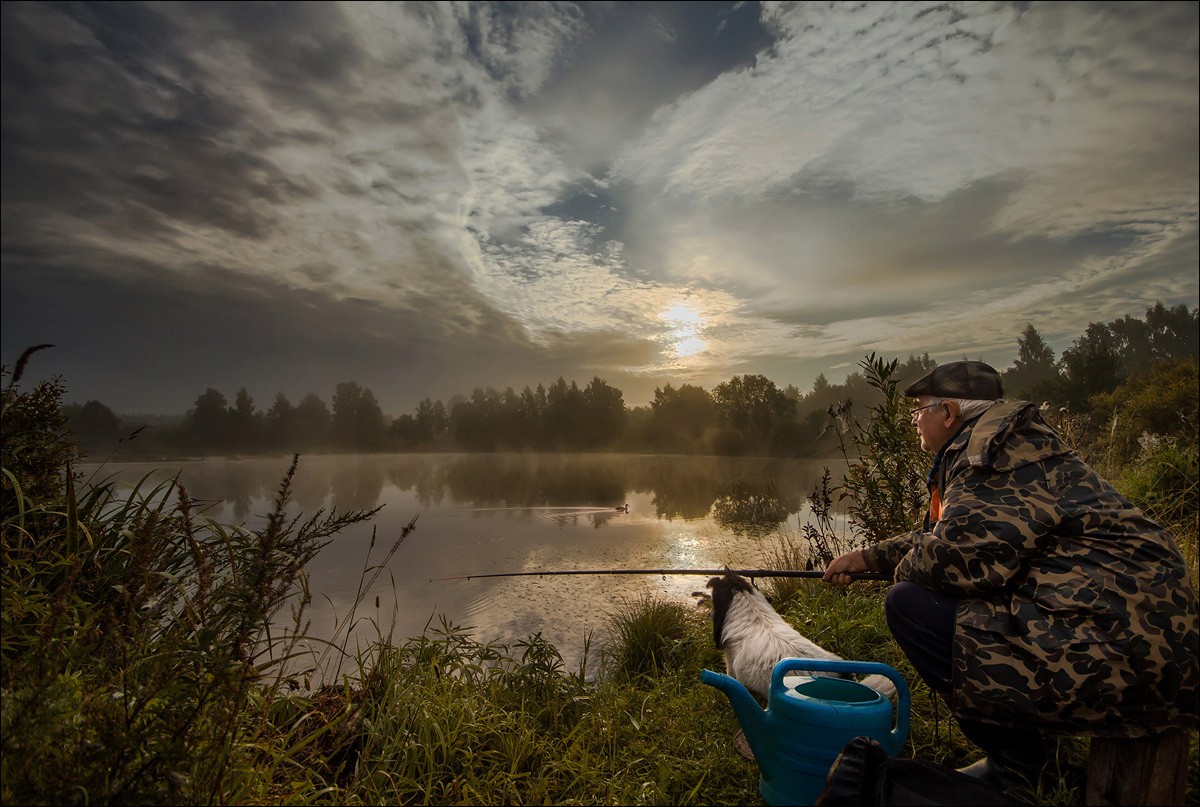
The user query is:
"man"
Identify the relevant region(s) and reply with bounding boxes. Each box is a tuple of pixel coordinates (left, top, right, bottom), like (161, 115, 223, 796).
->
(823, 360, 1199, 791)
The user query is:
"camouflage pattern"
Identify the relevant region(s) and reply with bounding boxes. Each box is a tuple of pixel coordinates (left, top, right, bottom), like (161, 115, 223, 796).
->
(904, 360, 1004, 400)
(865, 400, 1200, 737)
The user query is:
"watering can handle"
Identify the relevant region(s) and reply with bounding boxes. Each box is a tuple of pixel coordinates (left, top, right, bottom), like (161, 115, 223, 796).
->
(771, 657, 911, 754)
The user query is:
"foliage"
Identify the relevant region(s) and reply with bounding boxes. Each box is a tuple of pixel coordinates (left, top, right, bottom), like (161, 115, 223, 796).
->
(444, 377, 629, 452)
(761, 466, 862, 604)
(63, 399, 124, 456)
(1060, 322, 1124, 409)
(1, 358, 383, 805)
(190, 386, 232, 449)
(598, 594, 699, 684)
(1002, 323, 1060, 399)
(332, 381, 387, 450)
(294, 392, 333, 448)
(827, 354, 928, 544)
(2, 350, 74, 508)
(1113, 437, 1199, 573)
(645, 383, 718, 453)
(1035, 301, 1198, 410)
(1088, 358, 1199, 468)
(710, 374, 796, 454)
(8, 319, 1200, 805)
(331, 617, 757, 806)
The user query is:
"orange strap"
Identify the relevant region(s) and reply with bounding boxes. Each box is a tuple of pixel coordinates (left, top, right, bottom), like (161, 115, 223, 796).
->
(928, 485, 942, 522)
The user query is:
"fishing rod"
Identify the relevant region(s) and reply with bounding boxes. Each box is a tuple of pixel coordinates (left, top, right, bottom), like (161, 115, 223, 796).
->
(429, 568, 891, 582)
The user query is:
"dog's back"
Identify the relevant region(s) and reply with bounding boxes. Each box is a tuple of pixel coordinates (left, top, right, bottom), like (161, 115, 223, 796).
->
(707, 572, 896, 699)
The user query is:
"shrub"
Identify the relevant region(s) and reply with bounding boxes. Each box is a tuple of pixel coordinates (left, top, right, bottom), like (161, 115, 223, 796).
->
(827, 354, 927, 545)
(599, 594, 699, 683)
(1, 356, 380, 805)
(1115, 437, 1199, 571)
(1089, 358, 1199, 469)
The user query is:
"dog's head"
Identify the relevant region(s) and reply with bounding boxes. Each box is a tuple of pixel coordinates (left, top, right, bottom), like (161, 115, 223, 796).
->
(706, 572, 757, 649)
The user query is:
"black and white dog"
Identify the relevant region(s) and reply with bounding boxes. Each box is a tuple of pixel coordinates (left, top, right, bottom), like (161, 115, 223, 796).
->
(706, 571, 896, 700)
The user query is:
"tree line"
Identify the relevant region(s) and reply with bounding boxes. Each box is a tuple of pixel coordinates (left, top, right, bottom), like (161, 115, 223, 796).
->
(64, 301, 1198, 458)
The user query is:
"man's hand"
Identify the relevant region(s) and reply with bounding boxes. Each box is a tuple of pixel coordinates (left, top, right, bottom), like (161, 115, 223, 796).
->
(824, 549, 870, 587)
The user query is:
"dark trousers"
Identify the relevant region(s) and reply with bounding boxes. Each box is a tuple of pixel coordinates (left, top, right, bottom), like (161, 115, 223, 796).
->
(885, 581, 957, 693)
(885, 581, 1046, 762)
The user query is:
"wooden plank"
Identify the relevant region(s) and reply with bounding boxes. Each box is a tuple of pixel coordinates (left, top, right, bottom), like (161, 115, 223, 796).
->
(1085, 734, 1189, 806)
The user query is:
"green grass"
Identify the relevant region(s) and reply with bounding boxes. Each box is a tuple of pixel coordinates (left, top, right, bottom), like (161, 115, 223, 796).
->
(4, 360, 1197, 806)
(217, 576, 1195, 806)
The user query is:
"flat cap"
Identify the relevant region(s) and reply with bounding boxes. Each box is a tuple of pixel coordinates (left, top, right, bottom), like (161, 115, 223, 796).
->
(904, 360, 1004, 400)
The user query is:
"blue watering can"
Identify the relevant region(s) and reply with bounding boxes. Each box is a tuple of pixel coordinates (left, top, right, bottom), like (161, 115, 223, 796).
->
(701, 658, 910, 806)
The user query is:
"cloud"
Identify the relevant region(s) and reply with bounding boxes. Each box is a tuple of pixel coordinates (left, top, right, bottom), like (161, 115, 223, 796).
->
(606, 1, 1197, 370)
(2, 1, 1196, 415)
(611, 3, 1196, 238)
(451, 1, 588, 98)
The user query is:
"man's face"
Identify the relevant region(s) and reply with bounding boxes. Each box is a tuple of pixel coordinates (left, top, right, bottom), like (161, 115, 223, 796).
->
(910, 395, 957, 453)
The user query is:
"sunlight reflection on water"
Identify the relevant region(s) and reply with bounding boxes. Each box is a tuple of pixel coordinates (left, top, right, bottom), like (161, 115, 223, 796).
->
(81, 453, 851, 682)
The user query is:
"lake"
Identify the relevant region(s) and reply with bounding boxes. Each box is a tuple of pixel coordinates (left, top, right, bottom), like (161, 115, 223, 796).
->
(81, 452, 850, 681)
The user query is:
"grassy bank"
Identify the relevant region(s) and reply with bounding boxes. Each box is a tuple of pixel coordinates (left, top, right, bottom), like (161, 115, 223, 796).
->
(3, 358, 1197, 805)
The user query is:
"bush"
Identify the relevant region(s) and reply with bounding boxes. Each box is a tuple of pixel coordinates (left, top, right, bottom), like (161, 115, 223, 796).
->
(2, 349, 74, 510)
(827, 354, 927, 545)
(1, 357, 380, 805)
(1089, 358, 1199, 469)
(1115, 438, 1199, 570)
(599, 594, 699, 683)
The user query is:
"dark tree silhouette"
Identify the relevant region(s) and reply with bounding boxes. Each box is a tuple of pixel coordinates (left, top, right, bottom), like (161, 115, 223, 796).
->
(189, 388, 229, 448)
(229, 387, 261, 448)
(294, 393, 331, 448)
(1003, 323, 1060, 398)
(265, 392, 295, 449)
(332, 382, 385, 450)
(68, 400, 123, 455)
(1061, 322, 1124, 408)
(649, 383, 717, 452)
(712, 374, 795, 454)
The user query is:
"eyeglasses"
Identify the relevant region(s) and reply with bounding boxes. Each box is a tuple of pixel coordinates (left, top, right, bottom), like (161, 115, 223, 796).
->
(908, 401, 943, 417)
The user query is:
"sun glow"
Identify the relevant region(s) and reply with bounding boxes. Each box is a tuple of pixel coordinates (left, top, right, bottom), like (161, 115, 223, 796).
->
(660, 303, 707, 358)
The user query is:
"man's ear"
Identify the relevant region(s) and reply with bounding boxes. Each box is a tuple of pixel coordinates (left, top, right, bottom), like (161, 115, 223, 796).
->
(941, 400, 960, 425)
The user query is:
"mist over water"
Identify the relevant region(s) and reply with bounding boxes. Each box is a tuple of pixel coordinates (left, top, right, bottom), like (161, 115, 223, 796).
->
(82, 453, 850, 681)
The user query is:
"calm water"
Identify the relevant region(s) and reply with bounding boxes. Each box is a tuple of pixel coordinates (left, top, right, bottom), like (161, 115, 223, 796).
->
(82, 453, 848, 680)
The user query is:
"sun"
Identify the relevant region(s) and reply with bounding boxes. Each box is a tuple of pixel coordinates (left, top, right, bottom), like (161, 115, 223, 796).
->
(660, 303, 703, 327)
(659, 303, 707, 358)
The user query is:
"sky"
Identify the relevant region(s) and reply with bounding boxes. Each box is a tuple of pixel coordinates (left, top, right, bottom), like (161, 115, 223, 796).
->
(2, 1, 1197, 417)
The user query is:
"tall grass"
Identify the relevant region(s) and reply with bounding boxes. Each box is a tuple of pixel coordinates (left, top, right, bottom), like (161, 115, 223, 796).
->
(2, 359, 384, 805)
(598, 594, 699, 683)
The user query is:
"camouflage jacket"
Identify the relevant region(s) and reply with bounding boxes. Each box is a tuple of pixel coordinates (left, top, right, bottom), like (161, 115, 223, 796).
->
(864, 401, 1199, 737)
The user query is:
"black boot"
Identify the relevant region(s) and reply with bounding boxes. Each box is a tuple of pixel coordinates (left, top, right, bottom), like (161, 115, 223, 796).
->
(955, 719, 1046, 797)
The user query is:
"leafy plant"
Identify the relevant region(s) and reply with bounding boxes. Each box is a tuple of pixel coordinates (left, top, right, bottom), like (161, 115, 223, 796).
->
(1, 355, 383, 805)
(827, 353, 927, 545)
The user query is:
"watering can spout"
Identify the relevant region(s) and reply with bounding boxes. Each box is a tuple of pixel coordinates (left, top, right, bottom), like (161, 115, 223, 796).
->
(700, 669, 768, 750)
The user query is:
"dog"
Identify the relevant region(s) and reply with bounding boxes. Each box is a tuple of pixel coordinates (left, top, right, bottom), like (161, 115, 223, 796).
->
(706, 571, 896, 700)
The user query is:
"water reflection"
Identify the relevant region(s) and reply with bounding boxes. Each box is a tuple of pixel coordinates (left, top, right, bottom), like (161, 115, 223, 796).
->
(84, 453, 849, 678)
(711, 482, 797, 537)
(107, 453, 846, 527)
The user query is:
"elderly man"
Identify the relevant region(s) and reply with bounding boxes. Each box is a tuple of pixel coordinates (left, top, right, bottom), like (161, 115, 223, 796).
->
(823, 360, 1199, 792)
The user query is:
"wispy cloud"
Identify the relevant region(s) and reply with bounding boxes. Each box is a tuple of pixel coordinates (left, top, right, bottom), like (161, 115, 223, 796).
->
(608, 1, 1197, 368)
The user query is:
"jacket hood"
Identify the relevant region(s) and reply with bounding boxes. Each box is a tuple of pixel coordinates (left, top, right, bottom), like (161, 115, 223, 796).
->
(955, 401, 1072, 471)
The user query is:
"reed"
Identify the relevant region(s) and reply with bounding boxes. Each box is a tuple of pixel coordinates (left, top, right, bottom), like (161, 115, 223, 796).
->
(2, 362, 380, 805)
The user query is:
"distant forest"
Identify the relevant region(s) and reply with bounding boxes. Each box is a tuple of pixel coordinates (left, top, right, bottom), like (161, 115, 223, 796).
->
(63, 302, 1198, 459)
